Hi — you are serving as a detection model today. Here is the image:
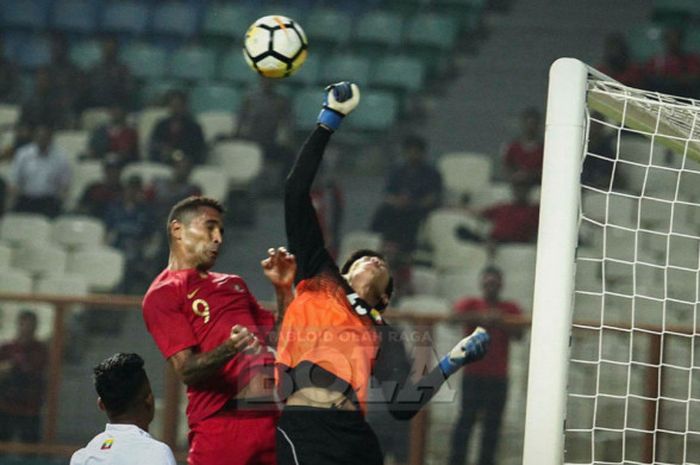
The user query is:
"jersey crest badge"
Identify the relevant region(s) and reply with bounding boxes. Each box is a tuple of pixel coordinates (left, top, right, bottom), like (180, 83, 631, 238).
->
(101, 439, 114, 450)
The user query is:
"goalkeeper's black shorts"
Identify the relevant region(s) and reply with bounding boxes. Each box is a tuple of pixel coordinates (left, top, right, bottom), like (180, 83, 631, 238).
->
(276, 405, 383, 465)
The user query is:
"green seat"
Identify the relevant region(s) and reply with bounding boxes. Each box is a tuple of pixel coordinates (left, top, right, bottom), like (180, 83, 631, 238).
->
(685, 28, 700, 54)
(121, 43, 167, 79)
(169, 47, 217, 82)
(627, 25, 664, 62)
(257, 5, 305, 24)
(354, 11, 403, 49)
(70, 40, 102, 70)
(349, 90, 398, 131)
(320, 55, 371, 86)
(219, 50, 260, 85)
(653, 0, 700, 22)
(370, 56, 425, 93)
(140, 79, 187, 106)
(406, 14, 459, 50)
(293, 87, 322, 131)
(203, 3, 254, 39)
(286, 53, 321, 87)
(304, 9, 352, 47)
(191, 84, 242, 113)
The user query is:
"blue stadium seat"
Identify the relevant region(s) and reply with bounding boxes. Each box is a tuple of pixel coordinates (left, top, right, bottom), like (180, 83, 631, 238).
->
(152, 2, 199, 38)
(69, 40, 102, 70)
(190, 84, 241, 113)
(293, 87, 323, 131)
(140, 79, 187, 106)
(169, 46, 217, 82)
(121, 43, 167, 79)
(52, 0, 98, 34)
(354, 11, 403, 49)
(370, 56, 425, 93)
(218, 50, 260, 86)
(406, 13, 459, 50)
(202, 3, 254, 39)
(320, 55, 371, 86)
(627, 25, 664, 62)
(286, 53, 321, 87)
(304, 9, 352, 48)
(101, 1, 150, 36)
(16, 36, 51, 70)
(348, 90, 398, 131)
(1, 0, 48, 30)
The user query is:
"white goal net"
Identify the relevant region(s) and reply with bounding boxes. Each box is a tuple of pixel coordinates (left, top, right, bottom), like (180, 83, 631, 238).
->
(523, 59, 700, 465)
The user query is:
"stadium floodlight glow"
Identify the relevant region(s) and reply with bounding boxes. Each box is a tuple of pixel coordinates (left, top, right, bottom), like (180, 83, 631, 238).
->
(524, 58, 700, 465)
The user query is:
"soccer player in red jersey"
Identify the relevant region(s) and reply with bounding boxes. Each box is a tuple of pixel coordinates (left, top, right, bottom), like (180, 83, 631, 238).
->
(142, 196, 296, 465)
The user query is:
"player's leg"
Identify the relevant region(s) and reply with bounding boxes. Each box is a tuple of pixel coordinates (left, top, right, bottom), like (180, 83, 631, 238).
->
(448, 375, 481, 465)
(478, 378, 508, 465)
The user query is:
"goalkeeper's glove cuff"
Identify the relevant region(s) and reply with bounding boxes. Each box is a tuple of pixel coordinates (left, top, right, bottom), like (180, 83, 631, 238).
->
(317, 107, 345, 132)
(438, 327, 490, 377)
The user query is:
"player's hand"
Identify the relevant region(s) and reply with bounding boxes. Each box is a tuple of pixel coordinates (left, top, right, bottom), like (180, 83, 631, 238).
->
(229, 325, 260, 355)
(261, 246, 297, 289)
(317, 82, 360, 132)
(438, 327, 490, 377)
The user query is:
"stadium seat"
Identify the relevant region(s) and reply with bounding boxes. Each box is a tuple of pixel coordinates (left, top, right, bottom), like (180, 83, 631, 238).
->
(0, 0, 48, 30)
(218, 50, 260, 86)
(411, 266, 440, 295)
(54, 130, 89, 165)
(202, 3, 253, 40)
(137, 106, 169, 151)
(197, 111, 235, 142)
(190, 84, 241, 114)
(66, 160, 103, 211)
(438, 269, 482, 302)
(398, 294, 451, 316)
(169, 47, 217, 82)
(293, 87, 322, 131)
(493, 244, 537, 275)
(286, 53, 321, 88)
(257, 5, 304, 24)
(152, 2, 199, 38)
(0, 268, 33, 293)
(627, 25, 664, 62)
(140, 80, 187, 107)
(370, 56, 425, 93)
(51, 0, 98, 34)
(0, 243, 13, 268)
(405, 14, 459, 50)
(348, 91, 398, 132)
(304, 9, 352, 49)
(52, 215, 106, 251)
(209, 140, 263, 187)
(0, 213, 52, 247)
(13, 244, 68, 278)
(121, 161, 173, 185)
(425, 209, 490, 270)
(0, 104, 19, 131)
(101, 1, 150, 35)
(470, 182, 512, 209)
(80, 107, 111, 132)
(121, 43, 167, 80)
(338, 230, 383, 265)
(320, 55, 371, 87)
(15, 36, 51, 70)
(191, 165, 229, 202)
(69, 40, 102, 71)
(354, 11, 403, 50)
(438, 152, 493, 201)
(653, 0, 700, 24)
(67, 247, 125, 292)
(618, 134, 665, 165)
(36, 274, 89, 296)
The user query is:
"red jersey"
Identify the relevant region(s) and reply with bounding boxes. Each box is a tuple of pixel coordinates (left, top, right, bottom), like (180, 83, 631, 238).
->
(453, 298, 522, 378)
(0, 340, 47, 416)
(482, 202, 539, 243)
(504, 140, 544, 174)
(142, 269, 275, 426)
(645, 52, 700, 79)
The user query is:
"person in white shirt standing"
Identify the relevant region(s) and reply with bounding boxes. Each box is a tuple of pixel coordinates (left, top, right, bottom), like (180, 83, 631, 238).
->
(70, 353, 176, 465)
(9, 121, 72, 218)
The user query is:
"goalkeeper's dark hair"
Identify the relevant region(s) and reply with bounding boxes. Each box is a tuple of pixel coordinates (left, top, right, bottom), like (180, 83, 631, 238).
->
(93, 353, 148, 416)
(167, 195, 225, 240)
(340, 249, 394, 306)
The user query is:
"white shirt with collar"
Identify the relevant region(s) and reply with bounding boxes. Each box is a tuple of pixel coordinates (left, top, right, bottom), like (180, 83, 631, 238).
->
(9, 142, 72, 197)
(70, 423, 177, 465)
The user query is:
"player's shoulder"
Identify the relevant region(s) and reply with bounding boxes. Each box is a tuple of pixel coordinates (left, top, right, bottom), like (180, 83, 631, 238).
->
(209, 271, 250, 290)
(500, 300, 524, 315)
(143, 269, 190, 305)
(453, 296, 481, 311)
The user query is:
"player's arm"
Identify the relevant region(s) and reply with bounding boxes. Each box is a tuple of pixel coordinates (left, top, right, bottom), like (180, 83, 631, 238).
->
(168, 325, 259, 387)
(284, 82, 360, 280)
(375, 326, 490, 420)
(260, 246, 296, 324)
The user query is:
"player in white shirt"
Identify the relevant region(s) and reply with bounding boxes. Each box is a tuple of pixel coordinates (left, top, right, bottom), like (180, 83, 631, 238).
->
(70, 353, 176, 465)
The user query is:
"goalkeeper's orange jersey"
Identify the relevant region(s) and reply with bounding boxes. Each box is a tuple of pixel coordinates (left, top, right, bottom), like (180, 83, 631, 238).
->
(275, 275, 379, 414)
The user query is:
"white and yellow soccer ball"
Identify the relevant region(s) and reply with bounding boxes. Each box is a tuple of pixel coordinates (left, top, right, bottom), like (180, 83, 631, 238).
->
(243, 15, 308, 79)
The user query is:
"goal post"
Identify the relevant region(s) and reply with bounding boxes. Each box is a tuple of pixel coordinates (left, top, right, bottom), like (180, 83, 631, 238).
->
(525, 57, 700, 465)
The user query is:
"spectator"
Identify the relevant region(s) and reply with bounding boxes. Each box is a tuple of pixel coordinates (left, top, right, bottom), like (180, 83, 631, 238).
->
(86, 37, 135, 109)
(370, 135, 443, 254)
(104, 175, 154, 293)
(597, 33, 644, 87)
(47, 33, 84, 121)
(645, 27, 700, 98)
(19, 68, 70, 129)
(0, 311, 48, 443)
(9, 122, 72, 217)
(77, 153, 125, 221)
(581, 115, 618, 190)
(0, 38, 19, 104)
(87, 104, 139, 165)
(150, 151, 201, 221)
(481, 173, 539, 244)
(502, 107, 544, 185)
(1, 121, 34, 162)
(149, 90, 206, 166)
(448, 267, 523, 465)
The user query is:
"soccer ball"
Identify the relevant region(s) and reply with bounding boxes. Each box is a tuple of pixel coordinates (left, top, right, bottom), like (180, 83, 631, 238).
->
(243, 15, 308, 79)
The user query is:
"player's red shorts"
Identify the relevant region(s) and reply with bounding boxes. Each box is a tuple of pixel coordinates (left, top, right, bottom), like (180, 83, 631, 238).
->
(188, 407, 279, 465)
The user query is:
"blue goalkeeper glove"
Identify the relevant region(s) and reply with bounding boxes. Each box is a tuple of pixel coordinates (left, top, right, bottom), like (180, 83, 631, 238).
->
(438, 327, 490, 377)
(317, 81, 361, 132)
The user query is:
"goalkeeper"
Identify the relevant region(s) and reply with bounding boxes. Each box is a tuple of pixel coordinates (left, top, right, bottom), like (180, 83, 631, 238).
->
(275, 81, 491, 465)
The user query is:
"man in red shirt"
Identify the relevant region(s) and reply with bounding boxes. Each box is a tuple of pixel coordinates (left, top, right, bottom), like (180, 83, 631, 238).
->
(502, 107, 544, 185)
(481, 174, 539, 243)
(142, 196, 296, 465)
(448, 267, 523, 465)
(645, 28, 700, 98)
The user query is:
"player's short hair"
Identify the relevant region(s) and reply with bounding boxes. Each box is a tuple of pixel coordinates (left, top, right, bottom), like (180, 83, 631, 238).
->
(94, 353, 148, 416)
(340, 249, 394, 302)
(166, 195, 225, 238)
(18, 310, 38, 325)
